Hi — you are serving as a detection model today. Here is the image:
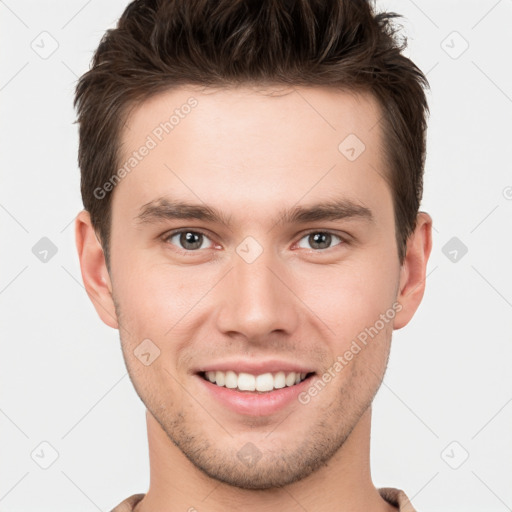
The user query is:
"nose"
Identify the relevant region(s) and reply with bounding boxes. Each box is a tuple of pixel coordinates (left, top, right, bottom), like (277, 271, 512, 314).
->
(214, 243, 300, 342)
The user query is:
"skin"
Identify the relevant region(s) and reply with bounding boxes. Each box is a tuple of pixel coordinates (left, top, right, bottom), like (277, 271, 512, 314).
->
(76, 84, 432, 512)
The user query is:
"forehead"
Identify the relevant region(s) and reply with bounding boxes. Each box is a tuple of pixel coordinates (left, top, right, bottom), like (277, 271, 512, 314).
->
(120, 84, 383, 155)
(113, 84, 390, 225)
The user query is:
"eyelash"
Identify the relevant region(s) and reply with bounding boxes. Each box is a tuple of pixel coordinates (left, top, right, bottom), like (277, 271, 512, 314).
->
(162, 228, 348, 255)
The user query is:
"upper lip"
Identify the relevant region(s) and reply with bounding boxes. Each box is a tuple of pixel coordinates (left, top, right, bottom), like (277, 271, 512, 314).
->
(194, 359, 316, 375)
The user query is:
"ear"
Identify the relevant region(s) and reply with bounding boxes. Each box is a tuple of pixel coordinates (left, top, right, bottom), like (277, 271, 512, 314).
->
(393, 212, 433, 330)
(75, 210, 119, 329)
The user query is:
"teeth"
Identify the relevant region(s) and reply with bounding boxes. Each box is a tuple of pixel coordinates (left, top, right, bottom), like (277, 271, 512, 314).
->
(215, 371, 225, 387)
(274, 371, 286, 389)
(204, 370, 310, 392)
(285, 372, 296, 386)
(238, 372, 256, 391)
(225, 370, 238, 389)
(255, 373, 274, 392)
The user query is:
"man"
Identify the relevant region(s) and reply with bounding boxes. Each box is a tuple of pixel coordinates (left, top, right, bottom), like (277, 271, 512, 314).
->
(74, 0, 432, 510)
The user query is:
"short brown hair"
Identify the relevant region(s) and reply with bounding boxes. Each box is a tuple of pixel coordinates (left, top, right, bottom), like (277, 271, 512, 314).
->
(74, 0, 429, 267)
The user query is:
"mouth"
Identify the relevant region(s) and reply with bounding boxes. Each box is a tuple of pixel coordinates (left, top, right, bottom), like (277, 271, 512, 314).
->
(198, 370, 316, 393)
(194, 361, 319, 416)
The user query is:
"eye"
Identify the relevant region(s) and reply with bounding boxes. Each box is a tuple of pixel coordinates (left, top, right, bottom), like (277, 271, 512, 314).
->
(164, 230, 215, 251)
(296, 231, 344, 251)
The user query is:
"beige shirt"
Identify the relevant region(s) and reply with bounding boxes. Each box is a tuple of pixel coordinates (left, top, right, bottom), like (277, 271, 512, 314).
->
(111, 487, 417, 511)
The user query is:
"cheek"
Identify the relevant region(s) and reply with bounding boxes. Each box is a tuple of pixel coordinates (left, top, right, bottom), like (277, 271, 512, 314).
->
(298, 254, 399, 345)
(111, 254, 203, 333)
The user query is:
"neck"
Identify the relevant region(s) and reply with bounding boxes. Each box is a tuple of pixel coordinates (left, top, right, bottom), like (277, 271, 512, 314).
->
(135, 406, 397, 512)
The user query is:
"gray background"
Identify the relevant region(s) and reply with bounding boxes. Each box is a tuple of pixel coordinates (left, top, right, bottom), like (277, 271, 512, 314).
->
(1, 0, 511, 510)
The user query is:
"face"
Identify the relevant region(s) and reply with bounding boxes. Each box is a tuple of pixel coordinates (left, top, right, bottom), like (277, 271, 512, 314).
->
(80, 85, 429, 490)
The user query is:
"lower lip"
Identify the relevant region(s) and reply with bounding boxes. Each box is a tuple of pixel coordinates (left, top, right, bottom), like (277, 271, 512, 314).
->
(196, 374, 315, 416)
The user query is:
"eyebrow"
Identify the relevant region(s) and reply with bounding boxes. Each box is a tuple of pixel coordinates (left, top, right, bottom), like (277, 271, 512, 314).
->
(135, 197, 374, 228)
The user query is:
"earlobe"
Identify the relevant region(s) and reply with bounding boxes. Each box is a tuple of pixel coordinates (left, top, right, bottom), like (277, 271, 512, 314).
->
(75, 210, 119, 329)
(394, 212, 433, 330)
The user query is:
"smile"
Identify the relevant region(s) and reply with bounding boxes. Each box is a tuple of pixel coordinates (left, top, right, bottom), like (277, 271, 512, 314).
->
(199, 370, 314, 393)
